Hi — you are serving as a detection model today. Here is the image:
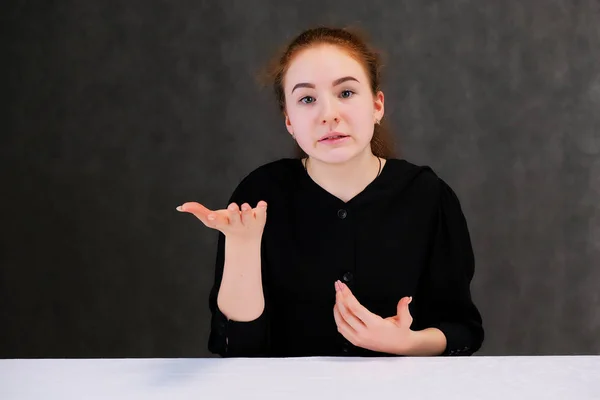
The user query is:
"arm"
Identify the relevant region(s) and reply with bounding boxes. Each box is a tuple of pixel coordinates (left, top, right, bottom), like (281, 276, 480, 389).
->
(207, 177, 271, 357)
(208, 233, 270, 357)
(410, 178, 484, 356)
(217, 236, 264, 322)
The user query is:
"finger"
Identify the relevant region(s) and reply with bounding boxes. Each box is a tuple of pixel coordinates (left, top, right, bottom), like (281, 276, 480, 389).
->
(396, 296, 413, 329)
(177, 202, 227, 228)
(227, 203, 241, 227)
(177, 201, 211, 215)
(253, 201, 268, 222)
(333, 304, 359, 344)
(339, 282, 379, 326)
(240, 203, 253, 225)
(209, 210, 232, 230)
(336, 284, 365, 332)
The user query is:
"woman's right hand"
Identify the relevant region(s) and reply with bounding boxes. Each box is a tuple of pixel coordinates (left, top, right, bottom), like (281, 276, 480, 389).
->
(176, 200, 268, 242)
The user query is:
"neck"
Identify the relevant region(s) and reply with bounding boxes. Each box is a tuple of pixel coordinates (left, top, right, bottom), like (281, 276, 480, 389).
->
(304, 151, 383, 203)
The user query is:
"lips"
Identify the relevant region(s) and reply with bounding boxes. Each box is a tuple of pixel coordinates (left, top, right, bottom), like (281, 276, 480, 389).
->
(319, 134, 349, 142)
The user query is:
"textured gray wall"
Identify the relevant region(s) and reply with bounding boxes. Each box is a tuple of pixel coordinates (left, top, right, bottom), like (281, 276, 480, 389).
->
(1, 0, 599, 357)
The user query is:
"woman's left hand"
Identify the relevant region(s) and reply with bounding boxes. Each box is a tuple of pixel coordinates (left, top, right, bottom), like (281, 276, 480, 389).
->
(333, 281, 415, 355)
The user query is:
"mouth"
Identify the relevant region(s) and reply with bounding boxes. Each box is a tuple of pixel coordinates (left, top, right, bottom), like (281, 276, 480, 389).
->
(318, 134, 350, 142)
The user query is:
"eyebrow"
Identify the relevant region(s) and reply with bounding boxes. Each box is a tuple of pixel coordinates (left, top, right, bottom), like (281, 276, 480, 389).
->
(291, 76, 360, 93)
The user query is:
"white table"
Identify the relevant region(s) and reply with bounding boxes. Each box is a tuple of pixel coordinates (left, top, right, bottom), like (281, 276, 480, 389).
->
(1, 356, 599, 399)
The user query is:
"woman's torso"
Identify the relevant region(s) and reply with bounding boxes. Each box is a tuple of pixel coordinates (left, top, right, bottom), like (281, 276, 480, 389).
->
(254, 158, 440, 356)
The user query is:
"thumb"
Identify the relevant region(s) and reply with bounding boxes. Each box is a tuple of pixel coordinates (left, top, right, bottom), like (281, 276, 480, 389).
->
(396, 296, 413, 327)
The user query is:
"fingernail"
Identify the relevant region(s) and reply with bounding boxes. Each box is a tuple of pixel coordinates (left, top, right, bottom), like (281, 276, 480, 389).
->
(176, 206, 183, 211)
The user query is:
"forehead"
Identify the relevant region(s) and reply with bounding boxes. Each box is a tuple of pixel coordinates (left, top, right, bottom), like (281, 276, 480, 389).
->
(284, 44, 367, 89)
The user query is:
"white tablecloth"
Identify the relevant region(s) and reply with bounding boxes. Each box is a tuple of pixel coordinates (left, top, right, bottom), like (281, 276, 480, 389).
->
(1, 356, 599, 399)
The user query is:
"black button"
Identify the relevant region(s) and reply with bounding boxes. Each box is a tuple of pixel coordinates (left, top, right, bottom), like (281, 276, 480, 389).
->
(342, 272, 353, 283)
(342, 344, 349, 353)
(337, 209, 347, 219)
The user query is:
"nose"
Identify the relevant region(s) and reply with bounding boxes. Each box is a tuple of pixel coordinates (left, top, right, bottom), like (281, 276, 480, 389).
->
(320, 96, 340, 125)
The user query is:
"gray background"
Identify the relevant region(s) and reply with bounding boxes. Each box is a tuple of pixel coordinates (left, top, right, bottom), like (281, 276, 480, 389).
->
(1, 0, 599, 358)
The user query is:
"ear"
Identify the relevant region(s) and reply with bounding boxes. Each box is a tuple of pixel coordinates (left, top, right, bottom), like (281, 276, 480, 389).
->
(374, 91, 385, 123)
(284, 113, 294, 136)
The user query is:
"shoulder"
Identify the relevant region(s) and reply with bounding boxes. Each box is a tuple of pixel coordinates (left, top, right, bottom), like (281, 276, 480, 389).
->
(227, 158, 300, 201)
(237, 158, 300, 187)
(384, 158, 462, 205)
(383, 158, 442, 193)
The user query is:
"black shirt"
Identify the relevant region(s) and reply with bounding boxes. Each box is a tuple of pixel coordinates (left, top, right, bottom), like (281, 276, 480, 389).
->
(207, 158, 484, 357)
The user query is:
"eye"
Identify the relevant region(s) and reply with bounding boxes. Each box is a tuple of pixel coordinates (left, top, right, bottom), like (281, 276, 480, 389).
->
(340, 90, 355, 99)
(300, 96, 316, 104)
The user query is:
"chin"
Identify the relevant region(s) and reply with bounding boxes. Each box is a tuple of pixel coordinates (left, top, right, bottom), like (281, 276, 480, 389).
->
(313, 148, 361, 164)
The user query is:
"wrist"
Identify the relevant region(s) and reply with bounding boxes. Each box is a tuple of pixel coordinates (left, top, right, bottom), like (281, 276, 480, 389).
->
(397, 328, 446, 356)
(225, 235, 262, 249)
(223, 236, 263, 274)
(402, 330, 421, 355)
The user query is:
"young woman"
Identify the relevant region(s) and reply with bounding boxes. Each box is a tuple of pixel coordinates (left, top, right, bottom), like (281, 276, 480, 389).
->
(178, 26, 484, 358)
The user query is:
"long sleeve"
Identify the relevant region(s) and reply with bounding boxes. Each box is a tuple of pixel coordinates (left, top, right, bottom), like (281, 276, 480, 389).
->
(207, 173, 271, 357)
(411, 178, 484, 356)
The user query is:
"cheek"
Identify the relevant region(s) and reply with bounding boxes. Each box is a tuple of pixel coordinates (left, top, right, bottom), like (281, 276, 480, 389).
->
(343, 106, 374, 133)
(356, 100, 375, 118)
(288, 107, 316, 131)
(341, 96, 370, 116)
